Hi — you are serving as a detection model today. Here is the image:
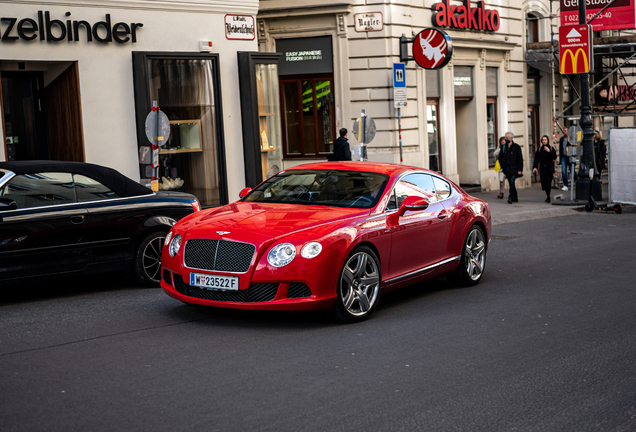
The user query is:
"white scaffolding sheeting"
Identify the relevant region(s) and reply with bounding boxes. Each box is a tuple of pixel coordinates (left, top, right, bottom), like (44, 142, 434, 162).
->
(608, 127, 636, 205)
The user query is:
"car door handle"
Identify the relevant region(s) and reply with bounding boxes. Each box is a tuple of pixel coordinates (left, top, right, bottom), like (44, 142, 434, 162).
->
(438, 211, 448, 220)
(70, 215, 85, 224)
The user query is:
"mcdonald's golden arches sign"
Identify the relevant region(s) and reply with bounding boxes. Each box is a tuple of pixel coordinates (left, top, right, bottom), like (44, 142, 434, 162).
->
(559, 24, 593, 75)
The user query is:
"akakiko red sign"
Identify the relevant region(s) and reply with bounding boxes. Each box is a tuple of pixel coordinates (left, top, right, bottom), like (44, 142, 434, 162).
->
(413, 28, 453, 70)
(559, 24, 593, 75)
(560, 0, 636, 31)
(432, 0, 500, 32)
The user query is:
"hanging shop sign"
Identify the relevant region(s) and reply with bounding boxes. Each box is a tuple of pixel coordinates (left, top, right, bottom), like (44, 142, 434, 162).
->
(276, 36, 333, 76)
(225, 15, 255, 40)
(412, 28, 453, 70)
(0, 11, 143, 43)
(354, 12, 384, 32)
(559, 24, 593, 75)
(560, 0, 636, 31)
(431, 0, 500, 32)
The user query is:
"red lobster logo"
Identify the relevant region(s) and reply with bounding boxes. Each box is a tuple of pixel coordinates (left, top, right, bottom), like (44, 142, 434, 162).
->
(419, 30, 447, 69)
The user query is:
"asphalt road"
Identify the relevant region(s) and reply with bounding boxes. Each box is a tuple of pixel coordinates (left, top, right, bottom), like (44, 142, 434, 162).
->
(1, 210, 636, 432)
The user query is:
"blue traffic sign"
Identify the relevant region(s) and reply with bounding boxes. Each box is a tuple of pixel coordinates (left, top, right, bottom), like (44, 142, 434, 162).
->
(393, 63, 406, 88)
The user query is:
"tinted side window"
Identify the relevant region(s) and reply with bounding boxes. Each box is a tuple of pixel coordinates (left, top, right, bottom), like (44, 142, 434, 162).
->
(74, 174, 119, 202)
(394, 173, 437, 208)
(0, 172, 75, 209)
(432, 176, 452, 200)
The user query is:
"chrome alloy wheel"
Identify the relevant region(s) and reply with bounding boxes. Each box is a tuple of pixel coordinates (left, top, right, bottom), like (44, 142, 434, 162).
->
(142, 234, 165, 283)
(464, 228, 486, 281)
(339, 251, 381, 317)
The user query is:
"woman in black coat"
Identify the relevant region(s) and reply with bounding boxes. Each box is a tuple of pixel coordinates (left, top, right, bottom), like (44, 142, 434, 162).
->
(532, 135, 557, 203)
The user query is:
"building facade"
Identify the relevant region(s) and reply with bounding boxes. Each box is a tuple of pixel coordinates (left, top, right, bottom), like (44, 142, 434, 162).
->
(256, 0, 568, 191)
(6, 0, 618, 205)
(0, 0, 259, 206)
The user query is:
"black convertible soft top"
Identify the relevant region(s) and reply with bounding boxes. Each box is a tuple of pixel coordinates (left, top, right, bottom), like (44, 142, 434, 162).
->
(0, 160, 152, 198)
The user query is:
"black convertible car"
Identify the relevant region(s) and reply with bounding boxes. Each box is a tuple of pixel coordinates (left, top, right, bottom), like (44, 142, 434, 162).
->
(0, 161, 200, 287)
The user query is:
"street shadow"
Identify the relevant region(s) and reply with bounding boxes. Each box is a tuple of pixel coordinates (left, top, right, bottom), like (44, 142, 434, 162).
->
(0, 273, 147, 305)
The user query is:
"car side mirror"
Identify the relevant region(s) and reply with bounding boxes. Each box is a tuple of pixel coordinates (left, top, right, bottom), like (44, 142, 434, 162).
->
(0, 198, 17, 212)
(239, 187, 252, 199)
(398, 196, 429, 217)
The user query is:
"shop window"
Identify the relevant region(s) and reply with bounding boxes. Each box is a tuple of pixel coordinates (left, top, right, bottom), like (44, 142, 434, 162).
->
(427, 100, 442, 173)
(487, 99, 498, 167)
(487, 67, 498, 167)
(132, 53, 227, 207)
(454, 66, 473, 99)
(280, 76, 335, 158)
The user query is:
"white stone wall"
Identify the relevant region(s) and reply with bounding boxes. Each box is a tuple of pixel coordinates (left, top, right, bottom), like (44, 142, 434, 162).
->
(0, 0, 258, 200)
(258, 0, 543, 189)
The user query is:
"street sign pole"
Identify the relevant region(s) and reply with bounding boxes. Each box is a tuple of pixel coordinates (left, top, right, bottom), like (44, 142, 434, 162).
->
(398, 109, 403, 163)
(575, 1, 602, 201)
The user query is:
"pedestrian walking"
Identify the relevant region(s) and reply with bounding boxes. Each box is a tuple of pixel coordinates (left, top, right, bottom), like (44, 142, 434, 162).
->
(493, 136, 506, 199)
(559, 128, 571, 191)
(594, 131, 607, 177)
(327, 128, 352, 161)
(532, 135, 557, 203)
(499, 131, 523, 204)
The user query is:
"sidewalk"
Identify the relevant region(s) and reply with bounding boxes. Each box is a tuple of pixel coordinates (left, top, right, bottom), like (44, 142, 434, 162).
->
(469, 182, 603, 226)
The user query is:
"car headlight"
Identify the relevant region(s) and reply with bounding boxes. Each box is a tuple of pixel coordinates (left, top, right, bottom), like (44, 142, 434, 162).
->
(169, 234, 182, 257)
(301, 242, 322, 259)
(267, 243, 296, 267)
(164, 230, 173, 247)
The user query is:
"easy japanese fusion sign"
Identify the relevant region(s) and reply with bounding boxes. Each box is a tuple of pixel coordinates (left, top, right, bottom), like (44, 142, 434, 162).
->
(560, 0, 636, 31)
(559, 24, 593, 74)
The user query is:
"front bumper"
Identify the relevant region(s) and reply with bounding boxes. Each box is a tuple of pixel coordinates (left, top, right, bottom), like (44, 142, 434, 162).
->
(161, 268, 337, 311)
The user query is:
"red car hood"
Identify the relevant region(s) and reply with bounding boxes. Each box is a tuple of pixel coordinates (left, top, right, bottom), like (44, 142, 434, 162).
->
(185, 202, 369, 243)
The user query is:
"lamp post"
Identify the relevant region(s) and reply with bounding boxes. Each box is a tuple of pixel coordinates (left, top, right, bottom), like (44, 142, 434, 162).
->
(575, 0, 603, 201)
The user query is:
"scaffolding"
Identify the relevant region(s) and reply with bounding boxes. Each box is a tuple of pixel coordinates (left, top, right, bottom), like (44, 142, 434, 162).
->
(525, 2, 636, 135)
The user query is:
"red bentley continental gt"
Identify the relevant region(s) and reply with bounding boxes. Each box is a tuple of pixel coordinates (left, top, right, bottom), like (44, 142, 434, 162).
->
(160, 162, 491, 322)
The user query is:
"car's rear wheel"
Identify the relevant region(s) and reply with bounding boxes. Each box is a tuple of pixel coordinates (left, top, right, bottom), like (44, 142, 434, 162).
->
(134, 231, 166, 287)
(447, 225, 486, 287)
(330, 246, 381, 323)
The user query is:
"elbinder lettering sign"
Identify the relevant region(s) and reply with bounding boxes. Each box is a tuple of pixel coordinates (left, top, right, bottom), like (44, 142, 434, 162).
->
(559, 25, 593, 75)
(0, 11, 143, 44)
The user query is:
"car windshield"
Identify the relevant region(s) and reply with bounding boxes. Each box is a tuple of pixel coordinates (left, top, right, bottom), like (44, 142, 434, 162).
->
(243, 169, 390, 208)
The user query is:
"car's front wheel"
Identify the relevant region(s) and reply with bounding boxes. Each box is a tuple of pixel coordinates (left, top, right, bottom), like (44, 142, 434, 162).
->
(134, 231, 166, 287)
(330, 246, 381, 323)
(447, 224, 486, 287)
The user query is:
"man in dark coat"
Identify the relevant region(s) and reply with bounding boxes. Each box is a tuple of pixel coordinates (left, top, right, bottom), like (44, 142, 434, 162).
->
(498, 131, 524, 204)
(328, 128, 352, 161)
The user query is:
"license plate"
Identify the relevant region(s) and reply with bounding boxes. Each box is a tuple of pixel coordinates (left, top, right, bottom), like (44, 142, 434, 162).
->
(190, 272, 239, 291)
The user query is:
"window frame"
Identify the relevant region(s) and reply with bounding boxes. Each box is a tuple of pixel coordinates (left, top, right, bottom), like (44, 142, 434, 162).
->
(385, 171, 454, 213)
(426, 98, 443, 173)
(487, 97, 499, 168)
(131, 51, 229, 205)
(279, 73, 336, 159)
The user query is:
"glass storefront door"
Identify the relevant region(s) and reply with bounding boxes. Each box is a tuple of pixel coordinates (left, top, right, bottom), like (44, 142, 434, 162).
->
(281, 76, 334, 158)
(133, 53, 227, 207)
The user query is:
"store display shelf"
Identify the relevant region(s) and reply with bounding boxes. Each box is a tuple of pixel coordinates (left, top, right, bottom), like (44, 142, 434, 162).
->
(159, 148, 203, 155)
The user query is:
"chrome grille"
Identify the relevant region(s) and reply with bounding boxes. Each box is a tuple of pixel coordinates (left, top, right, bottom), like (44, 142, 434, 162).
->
(184, 239, 255, 273)
(174, 277, 278, 303)
(287, 283, 312, 299)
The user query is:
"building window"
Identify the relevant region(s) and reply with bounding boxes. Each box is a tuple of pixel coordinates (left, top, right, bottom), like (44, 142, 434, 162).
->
(427, 100, 442, 172)
(487, 99, 498, 167)
(486, 67, 498, 167)
(280, 76, 335, 158)
(426, 70, 442, 172)
(132, 53, 227, 207)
